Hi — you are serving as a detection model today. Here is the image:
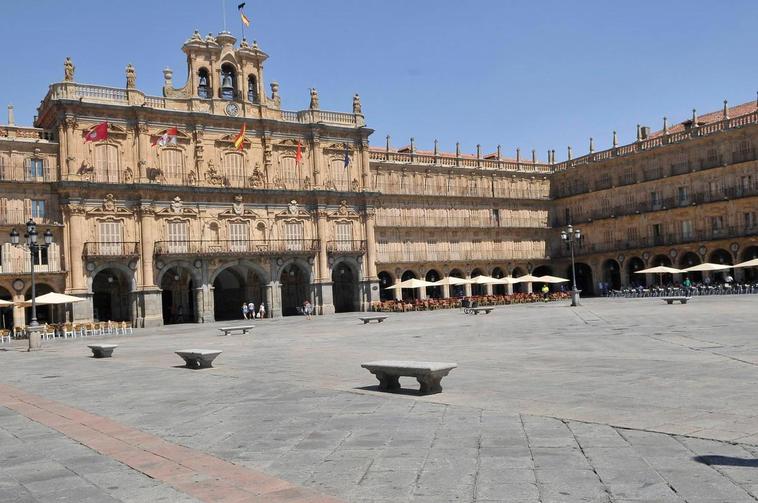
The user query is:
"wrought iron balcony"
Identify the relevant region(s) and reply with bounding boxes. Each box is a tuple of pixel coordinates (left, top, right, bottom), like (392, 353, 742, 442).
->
(326, 240, 367, 253)
(83, 242, 140, 258)
(154, 239, 320, 257)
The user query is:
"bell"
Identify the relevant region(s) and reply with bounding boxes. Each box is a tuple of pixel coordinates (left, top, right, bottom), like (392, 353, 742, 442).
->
(198, 75, 207, 86)
(221, 73, 233, 91)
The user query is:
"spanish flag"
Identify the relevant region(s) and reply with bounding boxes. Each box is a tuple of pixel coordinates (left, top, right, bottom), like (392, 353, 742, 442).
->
(238, 3, 250, 27)
(233, 123, 246, 150)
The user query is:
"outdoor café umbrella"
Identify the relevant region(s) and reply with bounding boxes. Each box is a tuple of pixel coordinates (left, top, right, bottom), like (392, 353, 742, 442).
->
(634, 265, 682, 286)
(493, 276, 519, 285)
(0, 299, 14, 307)
(21, 292, 86, 306)
(535, 275, 570, 283)
(431, 276, 468, 286)
(734, 258, 758, 269)
(384, 278, 435, 290)
(512, 274, 541, 283)
(467, 275, 500, 285)
(682, 262, 731, 272)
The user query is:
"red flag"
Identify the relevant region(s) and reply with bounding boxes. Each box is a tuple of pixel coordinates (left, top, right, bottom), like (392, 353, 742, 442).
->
(151, 127, 178, 147)
(84, 121, 108, 143)
(295, 140, 302, 165)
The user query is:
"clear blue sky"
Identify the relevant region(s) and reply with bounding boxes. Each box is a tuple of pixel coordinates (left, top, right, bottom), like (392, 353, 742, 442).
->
(1, 1, 756, 161)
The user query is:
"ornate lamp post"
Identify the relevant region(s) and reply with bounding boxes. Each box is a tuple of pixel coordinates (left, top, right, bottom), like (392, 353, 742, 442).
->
(560, 224, 582, 306)
(10, 220, 53, 351)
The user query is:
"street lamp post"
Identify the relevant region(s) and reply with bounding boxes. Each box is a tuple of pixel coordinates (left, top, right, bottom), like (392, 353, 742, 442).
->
(10, 219, 53, 351)
(560, 224, 582, 307)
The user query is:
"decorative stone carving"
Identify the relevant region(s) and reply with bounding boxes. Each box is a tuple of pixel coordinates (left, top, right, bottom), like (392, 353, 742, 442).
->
(125, 64, 136, 89)
(170, 196, 183, 213)
(163, 68, 173, 88)
(270, 82, 281, 108)
(353, 94, 362, 115)
(288, 200, 298, 215)
(233, 195, 244, 215)
(64, 57, 75, 82)
(309, 88, 319, 110)
(338, 200, 349, 215)
(187, 170, 197, 185)
(249, 164, 265, 188)
(204, 160, 226, 186)
(302, 175, 311, 190)
(103, 194, 116, 212)
(273, 177, 286, 190)
(77, 161, 94, 180)
(351, 178, 360, 192)
(146, 166, 165, 182)
(123, 166, 133, 183)
(324, 180, 336, 191)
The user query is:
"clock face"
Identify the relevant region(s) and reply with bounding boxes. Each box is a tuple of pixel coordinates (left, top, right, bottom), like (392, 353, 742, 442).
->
(225, 102, 240, 117)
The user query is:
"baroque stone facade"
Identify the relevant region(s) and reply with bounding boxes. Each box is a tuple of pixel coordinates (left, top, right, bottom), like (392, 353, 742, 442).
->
(0, 31, 755, 327)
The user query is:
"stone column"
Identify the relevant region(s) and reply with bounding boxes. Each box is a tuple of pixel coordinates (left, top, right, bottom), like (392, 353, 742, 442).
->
(315, 208, 334, 314)
(266, 282, 278, 318)
(63, 115, 77, 180)
(136, 203, 162, 327)
(67, 205, 87, 294)
(464, 275, 472, 297)
(442, 283, 450, 299)
(485, 284, 493, 295)
(360, 142, 371, 190)
(364, 210, 378, 280)
(312, 138, 322, 187)
(394, 277, 402, 301)
(195, 285, 214, 323)
(136, 121, 150, 182)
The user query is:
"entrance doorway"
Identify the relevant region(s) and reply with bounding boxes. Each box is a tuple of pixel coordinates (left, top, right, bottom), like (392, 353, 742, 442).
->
(92, 269, 132, 322)
(280, 263, 309, 316)
(160, 267, 195, 324)
(332, 262, 358, 313)
(213, 265, 264, 321)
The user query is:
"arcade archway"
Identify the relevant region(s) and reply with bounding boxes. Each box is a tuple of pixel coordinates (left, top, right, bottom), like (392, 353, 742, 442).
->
(470, 268, 485, 296)
(627, 257, 646, 286)
(651, 255, 674, 286)
(741, 246, 758, 282)
(0, 286, 13, 330)
(449, 268, 465, 297)
(92, 268, 133, 322)
(679, 252, 703, 283)
(709, 248, 733, 282)
(280, 263, 309, 316)
(425, 269, 442, 299)
(332, 261, 359, 313)
(25, 284, 54, 325)
(512, 267, 526, 293)
(568, 263, 594, 295)
(213, 264, 265, 321)
(602, 259, 621, 291)
(378, 271, 394, 301)
(492, 267, 506, 295)
(400, 270, 418, 301)
(160, 266, 196, 324)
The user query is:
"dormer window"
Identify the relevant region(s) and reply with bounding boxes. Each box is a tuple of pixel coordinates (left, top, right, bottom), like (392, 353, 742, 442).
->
(247, 75, 258, 103)
(198, 68, 210, 99)
(220, 64, 236, 100)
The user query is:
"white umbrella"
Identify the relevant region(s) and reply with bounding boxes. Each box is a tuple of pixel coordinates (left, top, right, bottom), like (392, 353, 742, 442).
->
(536, 275, 570, 283)
(493, 276, 519, 285)
(512, 274, 541, 283)
(0, 299, 14, 307)
(384, 278, 435, 290)
(467, 275, 500, 285)
(21, 292, 86, 307)
(682, 262, 731, 272)
(634, 266, 682, 274)
(734, 258, 758, 268)
(432, 276, 467, 286)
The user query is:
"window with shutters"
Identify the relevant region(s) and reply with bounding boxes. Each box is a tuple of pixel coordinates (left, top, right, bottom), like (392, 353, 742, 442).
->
(224, 153, 244, 187)
(281, 157, 298, 187)
(31, 200, 45, 220)
(229, 222, 248, 252)
(26, 158, 44, 180)
(335, 222, 352, 251)
(98, 221, 123, 255)
(0, 156, 5, 180)
(284, 222, 303, 251)
(331, 159, 348, 191)
(94, 144, 119, 183)
(160, 149, 183, 183)
(167, 221, 189, 253)
(681, 220, 693, 239)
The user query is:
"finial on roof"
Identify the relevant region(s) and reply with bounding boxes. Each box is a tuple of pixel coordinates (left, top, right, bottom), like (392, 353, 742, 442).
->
(434, 139, 439, 156)
(551, 149, 556, 163)
(476, 144, 481, 159)
(589, 137, 594, 154)
(496, 144, 501, 160)
(516, 147, 521, 163)
(455, 142, 460, 157)
(691, 109, 697, 127)
(410, 137, 415, 153)
(723, 100, 729, 120)
(612, 131, 618, 148)
(547, 149, 551, 164)
(7, 104, 14, 126)
(385, 134, 391, 152)
(663, 117, 668, 133)
(531, 149, 536, 164)
(567, 145, 572, 160)
(636, 124, 641, 141)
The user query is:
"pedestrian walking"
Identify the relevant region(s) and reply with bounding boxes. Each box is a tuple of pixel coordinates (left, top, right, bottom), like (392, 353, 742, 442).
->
(257, 302, 265, 319)
(247, 301, 255, 318)
(303, 300, 312, 319)
(242, 303, 248, 320)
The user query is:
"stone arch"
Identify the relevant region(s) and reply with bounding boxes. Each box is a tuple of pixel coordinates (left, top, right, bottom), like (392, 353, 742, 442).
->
(650, 254, 674, 286)
(425, 269, 442, 299)
(470, 268, 485, 296)
(491, 267, 507, 295)
(679, 251, 703, 283)
(601, 259, 621, 291)
(332, 257, 360, 313)
(159, 264, 198, 324)
(155, 260, 202, 289)
(0, 285, 13, 330)
(91, 266, 134, 323)
(448, 268, 465, 297)
(627, 256, 646, 286)
(280, 261, 311, 316)
(709, 248, 733, 282)
(568, 263, 594, 295)
(512, 266, 527, 293)
(87, 262, 137, 294)
(400, 269, 418, 301)
(378, 270, 394, 301)
(212, 262, 266, 321)
(740, 246, 758, 282)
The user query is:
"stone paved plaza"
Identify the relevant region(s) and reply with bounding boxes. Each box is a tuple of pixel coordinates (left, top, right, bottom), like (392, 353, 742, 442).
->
(1, 296, 757, 502)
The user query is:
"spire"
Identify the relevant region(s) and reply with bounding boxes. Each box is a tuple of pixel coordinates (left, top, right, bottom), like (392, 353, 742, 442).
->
(476, 144, 481, 159)
(455, 142, 460, 157)
(516, 147, 521, 164)
(410, 137, 415, 153)
(547, 149, 551, 164)
(531, 149, 536, 164)
(612, 131, 618, 148)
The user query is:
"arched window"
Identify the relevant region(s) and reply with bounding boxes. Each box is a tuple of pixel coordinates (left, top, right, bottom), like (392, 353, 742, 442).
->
(224, 152, 244, 186)
(247, 74, 258, 103)
(197, 68, 210, 99)
(160, 149, 183, 184)
(94, 144, 119, 183)
(220, 64, 237, 100)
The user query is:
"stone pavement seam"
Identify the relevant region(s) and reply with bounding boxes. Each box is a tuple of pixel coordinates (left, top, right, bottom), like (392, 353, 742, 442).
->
(671, 435, 758, 502)
(563, 420, 613, 503)
(0, 382, 344, 503)
(518, 414, 543, 503)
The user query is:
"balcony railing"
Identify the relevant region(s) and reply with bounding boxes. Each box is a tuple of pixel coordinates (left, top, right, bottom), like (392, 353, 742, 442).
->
(326, 240, 367, 253)
(83, 242, 140, 258)
(374, 215, 548, 229)
(0, 210, 58, 226)
(373, 181, 550, 200)
(154, 239, 320, 256)
(0, 163, 57, 182)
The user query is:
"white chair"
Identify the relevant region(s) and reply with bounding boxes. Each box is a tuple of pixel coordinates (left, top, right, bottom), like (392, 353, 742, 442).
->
(0, 329, 10, 344)
(121, 321, 133, 335)
(62, 323, 77, 339)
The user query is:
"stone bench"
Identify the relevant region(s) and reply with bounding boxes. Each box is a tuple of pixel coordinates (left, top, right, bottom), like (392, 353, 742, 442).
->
(358, 315, 388, 324)
(470, 307, 493, 315)
(88, 344, 118, 358)
(218, 325, 255, 336)
(175, 349, 222, 369)
(661, 297, 691, 305)
(361, 360, 457, 394)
